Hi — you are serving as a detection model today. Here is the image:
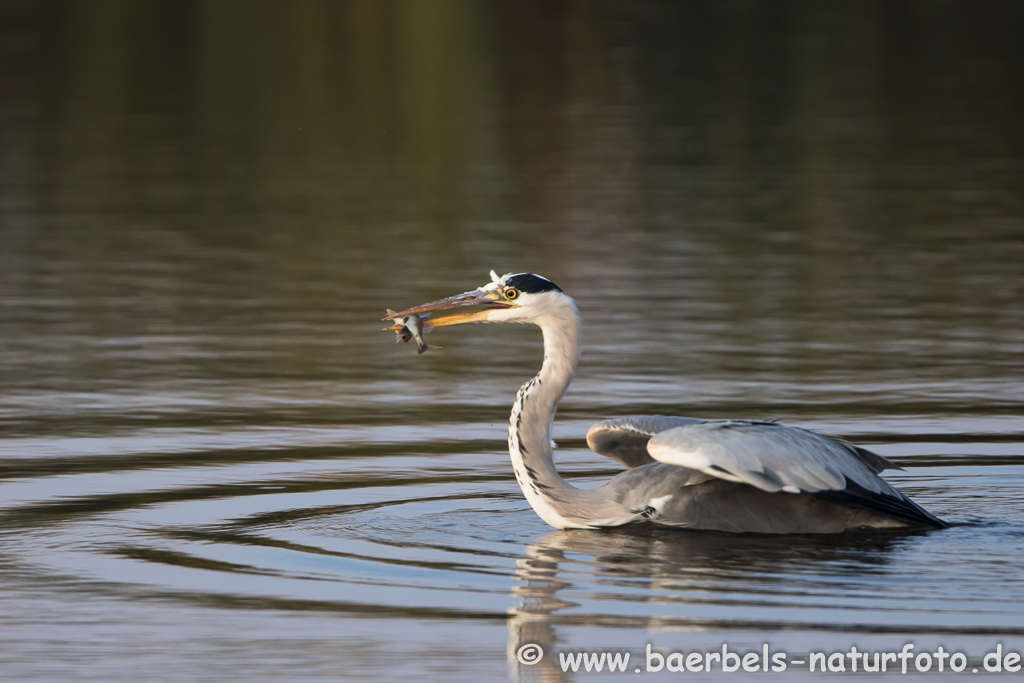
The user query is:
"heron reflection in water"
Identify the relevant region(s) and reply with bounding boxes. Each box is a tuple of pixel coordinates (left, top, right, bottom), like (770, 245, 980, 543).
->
(505, 526, 919, 680)
(384, 272, 947, 534)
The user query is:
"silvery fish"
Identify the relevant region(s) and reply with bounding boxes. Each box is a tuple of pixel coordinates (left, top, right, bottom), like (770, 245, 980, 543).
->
(402, 312, 440, 355)
(385, 309, 413, 344)
(384, 309, 440, 355)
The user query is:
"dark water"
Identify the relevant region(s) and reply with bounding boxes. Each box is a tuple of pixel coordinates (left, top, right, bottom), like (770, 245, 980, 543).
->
(2, 1, 1023, 680)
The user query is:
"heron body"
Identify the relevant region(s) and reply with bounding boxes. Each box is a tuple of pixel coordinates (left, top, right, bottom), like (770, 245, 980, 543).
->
(386, 272, 947, 534)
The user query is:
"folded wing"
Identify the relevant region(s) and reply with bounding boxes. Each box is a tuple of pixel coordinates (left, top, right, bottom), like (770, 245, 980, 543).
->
(646, 420, 946, 528)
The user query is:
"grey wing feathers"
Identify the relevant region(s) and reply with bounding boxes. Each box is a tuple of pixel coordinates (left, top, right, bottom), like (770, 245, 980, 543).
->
(648, 421, 879, 493)
(587, 416, 703, 469)
(647, 420, 946, 528)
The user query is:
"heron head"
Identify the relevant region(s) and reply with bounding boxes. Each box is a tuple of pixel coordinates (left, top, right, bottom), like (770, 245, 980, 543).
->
(384, 271, 572, 330)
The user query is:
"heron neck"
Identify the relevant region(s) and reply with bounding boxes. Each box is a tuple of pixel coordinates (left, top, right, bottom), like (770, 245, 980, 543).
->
(508, 306, 584, 526)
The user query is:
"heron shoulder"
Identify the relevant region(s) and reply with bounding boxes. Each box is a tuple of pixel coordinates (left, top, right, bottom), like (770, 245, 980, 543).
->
(586, 416, 704, 469)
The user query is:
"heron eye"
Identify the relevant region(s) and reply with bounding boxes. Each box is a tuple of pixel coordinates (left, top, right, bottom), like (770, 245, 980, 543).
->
(504, 288, 519, 300)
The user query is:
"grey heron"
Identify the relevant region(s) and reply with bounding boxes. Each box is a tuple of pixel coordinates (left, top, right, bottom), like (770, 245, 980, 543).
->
(385, 271, 948, 534)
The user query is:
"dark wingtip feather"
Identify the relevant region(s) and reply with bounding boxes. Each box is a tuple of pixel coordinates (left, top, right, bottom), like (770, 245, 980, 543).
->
(813, 478, 949, 529)
(851, 445, 904, 472)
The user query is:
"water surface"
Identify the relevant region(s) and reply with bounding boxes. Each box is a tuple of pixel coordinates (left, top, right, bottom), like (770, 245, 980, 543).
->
(1, 1, 1023, 680)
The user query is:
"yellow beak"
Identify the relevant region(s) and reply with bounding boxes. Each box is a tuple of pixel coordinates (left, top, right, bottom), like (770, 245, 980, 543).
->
(381, 289, 514, 331)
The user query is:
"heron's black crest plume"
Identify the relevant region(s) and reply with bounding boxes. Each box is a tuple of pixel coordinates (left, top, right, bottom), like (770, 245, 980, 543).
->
(505, 273, 562, 294)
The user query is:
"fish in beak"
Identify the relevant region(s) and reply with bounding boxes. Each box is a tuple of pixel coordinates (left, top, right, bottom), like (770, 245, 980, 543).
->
(382, 288, 515, 335)
(382, 309, 441, 355)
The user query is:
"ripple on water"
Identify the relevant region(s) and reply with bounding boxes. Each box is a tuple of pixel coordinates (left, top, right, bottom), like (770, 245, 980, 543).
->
(3, 431, 1024, 642)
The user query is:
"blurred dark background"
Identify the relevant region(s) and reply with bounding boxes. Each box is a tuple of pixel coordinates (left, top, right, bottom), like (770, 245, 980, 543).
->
(1, 0, 1022, 399)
